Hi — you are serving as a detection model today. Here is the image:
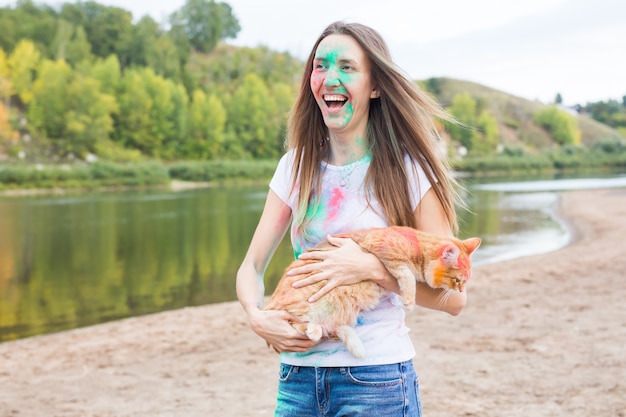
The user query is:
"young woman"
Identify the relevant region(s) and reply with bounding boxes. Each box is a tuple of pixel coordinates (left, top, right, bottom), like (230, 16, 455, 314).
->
(236, 21, 467, 416)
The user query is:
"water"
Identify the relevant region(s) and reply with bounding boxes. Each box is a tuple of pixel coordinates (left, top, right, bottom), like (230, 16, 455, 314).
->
(465, 173, 626, 265)
(0, 173, 624, 342)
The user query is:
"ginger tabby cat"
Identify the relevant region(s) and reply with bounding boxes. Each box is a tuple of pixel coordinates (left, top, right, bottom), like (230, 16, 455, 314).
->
(264, 226, 481, 358)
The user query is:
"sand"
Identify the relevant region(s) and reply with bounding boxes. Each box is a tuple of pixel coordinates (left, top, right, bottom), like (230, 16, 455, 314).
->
(1, 188, 625, 417)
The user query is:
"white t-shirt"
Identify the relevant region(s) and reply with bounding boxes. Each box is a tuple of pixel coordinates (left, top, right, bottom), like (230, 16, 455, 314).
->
(269, 149, 433, 367)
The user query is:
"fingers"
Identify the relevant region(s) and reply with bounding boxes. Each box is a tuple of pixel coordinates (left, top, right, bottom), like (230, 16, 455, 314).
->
(287, 262, 323, 277)
(291, 272, 325, 288)
(306, 281, 335, 303)
(278, 310, 307, 324)
(325, 234, 349, 246)
(296, 250, 326, 261)
(270, 338, 318, 353)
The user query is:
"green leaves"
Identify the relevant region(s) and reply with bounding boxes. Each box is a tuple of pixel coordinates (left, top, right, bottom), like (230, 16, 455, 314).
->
(174, 0, 241, 54)
(28, 58, 117, 155)
(7, 39, 41, 105)
(227, 73, 283, 158)
(446, 92, 501, 156)
(533, 106, 581, 146)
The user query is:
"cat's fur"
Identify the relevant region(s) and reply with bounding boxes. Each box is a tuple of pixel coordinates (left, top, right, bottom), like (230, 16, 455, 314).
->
(264, 226, 481, 358)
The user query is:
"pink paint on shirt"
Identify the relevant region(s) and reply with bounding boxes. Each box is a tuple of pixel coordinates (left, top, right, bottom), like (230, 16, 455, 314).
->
(326, 187, 345, 222)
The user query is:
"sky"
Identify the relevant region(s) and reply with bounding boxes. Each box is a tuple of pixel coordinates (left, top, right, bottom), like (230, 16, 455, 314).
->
(3, 0, 626, 105)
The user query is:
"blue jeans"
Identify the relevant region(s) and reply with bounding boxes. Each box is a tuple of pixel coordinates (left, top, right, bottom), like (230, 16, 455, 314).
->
(275, 360, 421, 416)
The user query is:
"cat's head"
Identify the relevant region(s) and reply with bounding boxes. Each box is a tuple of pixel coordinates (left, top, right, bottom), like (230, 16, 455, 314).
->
(427, 237, 481, 292)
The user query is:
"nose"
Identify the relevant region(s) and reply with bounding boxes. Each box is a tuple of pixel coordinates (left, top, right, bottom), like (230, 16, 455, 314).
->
(324, 70, 340, 87)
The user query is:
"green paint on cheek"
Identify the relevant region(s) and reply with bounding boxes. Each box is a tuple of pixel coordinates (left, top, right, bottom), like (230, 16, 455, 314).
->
(337, 102, 354, 126)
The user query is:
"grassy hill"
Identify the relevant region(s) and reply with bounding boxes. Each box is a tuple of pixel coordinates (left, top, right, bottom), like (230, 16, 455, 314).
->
(425, 77, 623, 152)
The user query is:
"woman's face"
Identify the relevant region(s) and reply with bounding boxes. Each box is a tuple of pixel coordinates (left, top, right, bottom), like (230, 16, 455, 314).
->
(310, 34, 378, 136)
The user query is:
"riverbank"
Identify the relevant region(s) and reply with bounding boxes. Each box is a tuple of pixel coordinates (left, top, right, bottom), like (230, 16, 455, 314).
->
(1, 188, 625, 416)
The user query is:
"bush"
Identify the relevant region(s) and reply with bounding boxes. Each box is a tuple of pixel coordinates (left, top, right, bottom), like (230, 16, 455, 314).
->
(0, 161, 169, 190)
(533, 106, 581, 146)
(168, 160, 277, 182)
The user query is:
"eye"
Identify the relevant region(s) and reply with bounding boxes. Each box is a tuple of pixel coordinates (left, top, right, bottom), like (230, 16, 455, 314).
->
(313, 62, 328, 70)
(341, 64, 354, 72)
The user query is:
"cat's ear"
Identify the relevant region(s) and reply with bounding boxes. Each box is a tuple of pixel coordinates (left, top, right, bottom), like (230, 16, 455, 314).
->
(463, 237, 481, 254)
(441, 245, 460, 266)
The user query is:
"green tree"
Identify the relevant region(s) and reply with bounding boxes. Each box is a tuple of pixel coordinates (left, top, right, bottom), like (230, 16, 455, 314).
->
(140, 68, 175, 154)
(129, 17, 185, 82)
(61, 2, 133, 67)
(52, 21, 92, 65)
(186, 89, 226, 158)
(159, 80, 189, 159)
(445, 93, 480, 151)
(190, 45, 301, 95)
(172, 0, 240, 54)
(585, 99, 626, 128)
(555, 92, 563, 105)
(226, 73, 280, 158)
(86, 54, 122, 96)
(64, 74, 118, 154)
(115, 69, 155, 153)
(475, 110, 500, 154)
(10, 0, 58, 56)
(445, 92, 500, 155)
(28, 59, 116, 155)
(126, 16, 160, 68)
(533, 105, 581, 146)
(116, 68, 188, 156)
(0, 10, 17, 53)
(7, 39, 41, 105)
(151, 36, 183, 81)
(28, 59, 72, 140)
(0, 48, 12, 105)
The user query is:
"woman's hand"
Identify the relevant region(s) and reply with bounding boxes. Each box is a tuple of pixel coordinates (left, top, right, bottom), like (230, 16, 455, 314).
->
(288, 235, 398, 302)
(247, 308, 319, 353)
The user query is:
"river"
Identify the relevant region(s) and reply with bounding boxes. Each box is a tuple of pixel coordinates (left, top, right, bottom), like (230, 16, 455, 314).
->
(1, 173, 625, 342)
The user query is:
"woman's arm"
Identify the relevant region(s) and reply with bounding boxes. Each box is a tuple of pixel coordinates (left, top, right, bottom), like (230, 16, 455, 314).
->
(412, 188, 467, 316)
(236, 190, 318, 353)
(290, 188, 466, 315)
(292, 234, 400, 302)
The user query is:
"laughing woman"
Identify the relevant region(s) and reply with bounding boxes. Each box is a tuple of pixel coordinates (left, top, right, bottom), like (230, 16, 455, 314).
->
(236, 21, 467, 416)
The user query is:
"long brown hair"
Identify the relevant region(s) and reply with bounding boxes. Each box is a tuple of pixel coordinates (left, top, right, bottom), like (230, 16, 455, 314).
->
(287, 21, 461, 234)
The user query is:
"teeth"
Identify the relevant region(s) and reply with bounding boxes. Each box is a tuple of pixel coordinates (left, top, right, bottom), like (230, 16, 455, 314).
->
(324, 94, 347, 102)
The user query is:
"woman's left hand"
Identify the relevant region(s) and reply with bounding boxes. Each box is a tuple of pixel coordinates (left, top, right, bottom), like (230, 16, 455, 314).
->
(288, 235, 389, 302)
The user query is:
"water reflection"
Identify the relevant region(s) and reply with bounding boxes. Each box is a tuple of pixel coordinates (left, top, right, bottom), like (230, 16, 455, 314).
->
(0, 174, 623, 342)
(0, 187, 295, 342)
(473, 175, 626, 192)
(462, 191, 570, 265)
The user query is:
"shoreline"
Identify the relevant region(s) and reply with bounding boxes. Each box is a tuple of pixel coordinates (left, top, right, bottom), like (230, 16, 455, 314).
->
(1, 188, 625, 416)
(0, 180, 215, 197)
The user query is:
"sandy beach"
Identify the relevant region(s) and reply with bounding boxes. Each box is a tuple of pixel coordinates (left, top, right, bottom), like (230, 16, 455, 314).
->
(1, 188, 625, 417)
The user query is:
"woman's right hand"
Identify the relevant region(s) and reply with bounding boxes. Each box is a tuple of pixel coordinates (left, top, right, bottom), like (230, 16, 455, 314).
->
(247, 308, 319, 353)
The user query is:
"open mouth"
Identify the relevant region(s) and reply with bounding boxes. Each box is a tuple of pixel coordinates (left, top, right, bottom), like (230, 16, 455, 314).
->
(323, 94, 348, 109)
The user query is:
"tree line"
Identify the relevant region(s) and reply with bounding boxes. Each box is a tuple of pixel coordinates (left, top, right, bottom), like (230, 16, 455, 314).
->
(0, 0, 301, 162)
(0, 0, 623, 166)
(581, 98, 626, 138)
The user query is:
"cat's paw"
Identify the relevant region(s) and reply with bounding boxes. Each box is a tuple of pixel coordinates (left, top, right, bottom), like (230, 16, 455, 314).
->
(305, 324, 323, 342)
(402, 300, 415, 312)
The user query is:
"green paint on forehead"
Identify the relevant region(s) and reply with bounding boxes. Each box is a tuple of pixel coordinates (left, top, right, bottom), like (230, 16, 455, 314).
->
(315, 41, 347, 61)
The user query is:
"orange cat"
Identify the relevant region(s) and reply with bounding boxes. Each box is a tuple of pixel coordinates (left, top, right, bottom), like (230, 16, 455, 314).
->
(264, 226, 481, 358)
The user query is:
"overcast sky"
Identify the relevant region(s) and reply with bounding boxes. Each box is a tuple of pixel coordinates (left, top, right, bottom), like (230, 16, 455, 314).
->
(3, 0, 626, 105)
